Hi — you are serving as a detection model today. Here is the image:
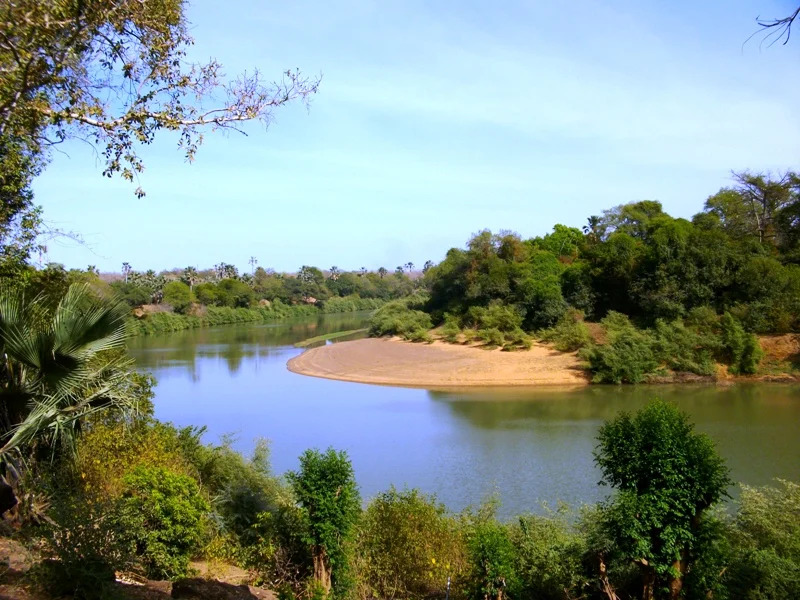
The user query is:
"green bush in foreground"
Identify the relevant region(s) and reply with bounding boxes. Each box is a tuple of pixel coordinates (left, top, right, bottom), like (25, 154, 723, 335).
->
(117, 465, 209, 579)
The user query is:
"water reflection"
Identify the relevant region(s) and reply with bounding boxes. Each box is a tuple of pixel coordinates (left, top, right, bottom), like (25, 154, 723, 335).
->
(128, 314, 800, 518)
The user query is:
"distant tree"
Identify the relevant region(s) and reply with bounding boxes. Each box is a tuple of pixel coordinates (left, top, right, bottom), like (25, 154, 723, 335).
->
(249, 256, 258, 275)
(405, 261, 414, 272)
(395, 266, 404, 276)
(378, 267, 388, 279)
(287, 448, 360, 597)
(181, 266, 198, 292)
(359, 266, 367, 277)
(422, 260, 434, 274)
(595, 400, 731, 600)
(122, 262, 132, 284)
(704, 171, 798, 246)
(86, 265, 98, 275)
(329, 266, 340, 281)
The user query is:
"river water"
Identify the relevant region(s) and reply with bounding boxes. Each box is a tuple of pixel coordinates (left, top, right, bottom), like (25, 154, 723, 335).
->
(127, 311, 800, 517)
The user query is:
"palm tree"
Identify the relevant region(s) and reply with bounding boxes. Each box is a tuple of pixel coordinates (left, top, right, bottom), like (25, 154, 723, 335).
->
(0, 284, 141, 462)
(405, 262, 414, 272)
(329, 266, 340, 281)
(122, 262, 132, 283)
(422, 260, 434, 274)
(249, 256, 258, 275)
(182, 266, 198, 292)
(377, 267, 387, 279)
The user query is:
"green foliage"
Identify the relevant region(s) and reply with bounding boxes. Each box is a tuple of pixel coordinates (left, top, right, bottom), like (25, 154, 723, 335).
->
(369, 299, 433, 341)
(511, 511, 589, 600)
(441, 312, 462, 343)
(595, 400, 731, 598)
(727, 480, 800, 599)
(356, 487, 466, 599)
(117, 465, 209, 579)
(110, 280, 152, 307)
(720, 312, 763, 374)
(650, 319, 717, 376)
(40, 497, 131, 599)
(538, 309, 592, 352)
(288, 448, 361, 597)
(465, 303, 523, 332)
(466, 516, 520, 600)
(162, 280, 194, 314)
(581, 313, 657, 383)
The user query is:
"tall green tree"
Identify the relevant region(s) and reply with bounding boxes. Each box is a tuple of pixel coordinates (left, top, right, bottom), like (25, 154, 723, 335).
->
(594, 400, 731, 600)
(287, 448, 361, 597)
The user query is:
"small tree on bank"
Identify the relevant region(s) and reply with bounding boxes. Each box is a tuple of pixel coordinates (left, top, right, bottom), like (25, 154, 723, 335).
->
(594, 400, 731, 600)
(288, 448, 361, 597)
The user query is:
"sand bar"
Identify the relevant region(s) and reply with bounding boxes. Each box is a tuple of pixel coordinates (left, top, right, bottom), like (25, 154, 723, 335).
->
(287, 337, 590, 388)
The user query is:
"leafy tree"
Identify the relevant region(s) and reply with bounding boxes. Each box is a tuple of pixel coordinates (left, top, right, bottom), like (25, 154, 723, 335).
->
(287, 448, 361, 597)
(0, 0, 319, 196)
(162, 280, 194, 314)
(595, 400, 731, 600)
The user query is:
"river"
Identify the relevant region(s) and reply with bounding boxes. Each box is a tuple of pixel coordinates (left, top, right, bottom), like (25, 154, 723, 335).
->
(127, 311, 800, 518)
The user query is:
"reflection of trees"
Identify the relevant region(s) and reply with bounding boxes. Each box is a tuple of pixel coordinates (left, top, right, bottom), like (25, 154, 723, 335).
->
(427, 384, 798, 430)
(128, 312, 374, 377)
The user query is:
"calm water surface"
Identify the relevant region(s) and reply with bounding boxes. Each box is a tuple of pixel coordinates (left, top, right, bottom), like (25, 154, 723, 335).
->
(128, 312, 800, 517)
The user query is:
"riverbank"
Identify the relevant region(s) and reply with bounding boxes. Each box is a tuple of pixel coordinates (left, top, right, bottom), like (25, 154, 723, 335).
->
(287, 337, 590, 387)
(127, 299, 383, 336)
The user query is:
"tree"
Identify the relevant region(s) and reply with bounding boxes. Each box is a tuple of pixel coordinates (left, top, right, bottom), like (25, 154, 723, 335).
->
(0, 284, 144, 463)
(181, 266, 198, 292)
(249, 256, 258, 275)
(704, 171, 798, 246)
(422, 260, 434, 274)
(162, 280, 194, 314)
(594, 400, 731, 600)
(329, 266, 340, 281)
(378, 267, 387, 279)
(287, 448, 361, 596)
(122, 262, 132, 284)
(0, 0, 319, 196)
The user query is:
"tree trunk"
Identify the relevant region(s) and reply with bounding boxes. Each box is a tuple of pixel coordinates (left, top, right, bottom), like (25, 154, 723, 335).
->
(641, 566, 655, 600)
(597, 554, 620, 600)
(668, 552, 688, 600)
(312, 545, 331, 594)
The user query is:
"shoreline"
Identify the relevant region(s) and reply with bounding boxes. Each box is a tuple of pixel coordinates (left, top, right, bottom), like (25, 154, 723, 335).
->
(287, 337, 591, 388)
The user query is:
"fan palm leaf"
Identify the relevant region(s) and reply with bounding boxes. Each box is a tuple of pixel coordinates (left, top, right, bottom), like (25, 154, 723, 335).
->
(0, 283, 138, 459)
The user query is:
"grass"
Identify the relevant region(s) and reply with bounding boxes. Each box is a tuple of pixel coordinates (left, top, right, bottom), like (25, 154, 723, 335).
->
(294, 328, 369, 348)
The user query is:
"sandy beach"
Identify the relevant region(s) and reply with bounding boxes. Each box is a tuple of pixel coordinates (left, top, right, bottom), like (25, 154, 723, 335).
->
(287, 337, 590, 388)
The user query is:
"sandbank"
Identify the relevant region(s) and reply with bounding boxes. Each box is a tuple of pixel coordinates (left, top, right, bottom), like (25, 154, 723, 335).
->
(287, 337, 590, 388)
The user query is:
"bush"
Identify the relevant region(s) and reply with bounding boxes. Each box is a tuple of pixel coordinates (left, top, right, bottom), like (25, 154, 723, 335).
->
(511, 512, 588, 600)
(720, 312, 763, 375)
(651, 319, 717, 376)
(441, 312, 462, 343)
(369, 300, 433, 341)
(162, 280, 194, 314)
(466, 518, 520, 600)
(728, 480, 800, 599)
(465, 303, 524, 332)
(538, 309, 592, 352)
(356, 488, 466, 599)
(581, 328, 658, 383)
(40, 497, 131, 599)
(117, 465, 210, 579)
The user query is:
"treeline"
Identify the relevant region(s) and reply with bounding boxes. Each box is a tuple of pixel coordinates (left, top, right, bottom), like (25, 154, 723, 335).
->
(32, 392, 800, 600)
(372, 171, 800, 381)
(6, 262, 403, 336)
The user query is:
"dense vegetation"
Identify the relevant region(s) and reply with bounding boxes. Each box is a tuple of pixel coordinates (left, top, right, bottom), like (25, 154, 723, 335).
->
(369, 173, 800, 381)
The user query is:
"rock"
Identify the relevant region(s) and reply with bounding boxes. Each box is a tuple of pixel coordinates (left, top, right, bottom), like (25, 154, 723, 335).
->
(171, 578, 275, 600)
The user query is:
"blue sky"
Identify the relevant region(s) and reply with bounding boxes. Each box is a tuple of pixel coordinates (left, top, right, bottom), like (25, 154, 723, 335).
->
(32, 0, 800, 274)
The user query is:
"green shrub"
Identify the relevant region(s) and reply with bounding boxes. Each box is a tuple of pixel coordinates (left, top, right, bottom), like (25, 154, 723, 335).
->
(477, 326, 505, 347)
(369, 300, 433, 340)
(728, 480, 800, 599)
(651, 319, 717, 376)
(356, 488, 466, 600)
(466, 519, 520, 600)
(40, 498, 131, 599)
(466, 303, 524, 332)
(720, 312, 763, 375)
(117, 465, 210, 579)
(162, 280, 194, 314)
(503, 327, 533, 351)
(581, 329, 658, 383)
(511, 512, 588, 600)
(442, 313, 462, 343)
(538, 309, 592, 352)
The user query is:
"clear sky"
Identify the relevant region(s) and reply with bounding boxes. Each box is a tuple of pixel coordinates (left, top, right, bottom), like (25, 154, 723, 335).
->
(32, 0, 800, 274)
